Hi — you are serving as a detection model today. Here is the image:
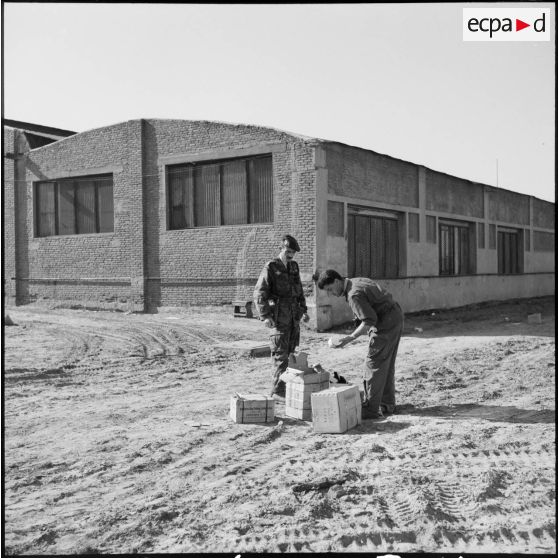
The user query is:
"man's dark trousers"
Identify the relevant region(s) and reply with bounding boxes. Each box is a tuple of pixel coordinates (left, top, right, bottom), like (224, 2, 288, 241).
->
(362, 304, 404, 414)
(269, 303, 301, 396)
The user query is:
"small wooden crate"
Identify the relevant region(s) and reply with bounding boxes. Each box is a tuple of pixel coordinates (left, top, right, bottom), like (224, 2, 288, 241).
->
(230, 394, 275, 423)
(233, 300, 254, 318)
(311, 385, 362, 433)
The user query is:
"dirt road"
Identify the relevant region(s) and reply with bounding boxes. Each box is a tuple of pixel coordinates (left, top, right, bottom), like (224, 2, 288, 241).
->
(3, 296, 555, 554)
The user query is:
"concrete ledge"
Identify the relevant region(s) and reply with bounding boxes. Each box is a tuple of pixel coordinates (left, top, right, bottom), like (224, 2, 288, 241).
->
(318, 273, 555, 329)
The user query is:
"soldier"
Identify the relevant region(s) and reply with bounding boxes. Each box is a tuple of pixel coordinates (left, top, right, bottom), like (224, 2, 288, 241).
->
(315, 269, 404, 419)
(254, 235, 310, 401)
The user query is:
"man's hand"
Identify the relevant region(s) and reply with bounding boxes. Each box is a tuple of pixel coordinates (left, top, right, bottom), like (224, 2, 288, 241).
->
(263, 318, 275, 328)
(337, 335, 355, 348)
(329, 335, 354, 348)
(302, 313, 310, 323)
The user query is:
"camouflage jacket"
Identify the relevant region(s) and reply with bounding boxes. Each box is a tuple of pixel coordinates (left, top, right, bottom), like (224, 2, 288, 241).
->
(253, 258, 307, 322)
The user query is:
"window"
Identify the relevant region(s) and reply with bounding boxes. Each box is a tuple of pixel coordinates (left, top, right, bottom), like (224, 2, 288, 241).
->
(167, 154, 273, 229)
(498, 228, 521, 274)
(35, 175, 114, 237)
(439, 220, 471, 275)
(348, 207, 399, 279)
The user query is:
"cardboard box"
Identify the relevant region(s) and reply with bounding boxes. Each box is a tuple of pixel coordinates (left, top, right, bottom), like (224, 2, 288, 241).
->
(230, 393, 275, 423)
(288, 351, 312, 372)
(311, 385, 362, 433)
(281, 367, 330, 421)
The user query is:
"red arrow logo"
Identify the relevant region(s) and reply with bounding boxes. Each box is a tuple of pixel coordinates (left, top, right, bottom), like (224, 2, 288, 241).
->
(516, 19, 530, 31)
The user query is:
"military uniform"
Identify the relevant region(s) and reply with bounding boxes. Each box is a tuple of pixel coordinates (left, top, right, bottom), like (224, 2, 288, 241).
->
(343, 277, 404, 416)
(254, 257, 307, 397)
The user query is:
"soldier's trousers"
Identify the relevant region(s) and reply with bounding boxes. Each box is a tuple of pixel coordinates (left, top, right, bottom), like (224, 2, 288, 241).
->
(362, 304, 404, 414)
(269, 322, 300, 396)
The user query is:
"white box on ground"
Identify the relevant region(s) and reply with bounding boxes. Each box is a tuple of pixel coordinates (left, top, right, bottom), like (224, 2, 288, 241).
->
(311, 384, 362, 433)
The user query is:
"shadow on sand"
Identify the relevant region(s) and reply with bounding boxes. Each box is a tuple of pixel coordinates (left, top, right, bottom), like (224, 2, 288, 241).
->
(394, 403, 554, 424)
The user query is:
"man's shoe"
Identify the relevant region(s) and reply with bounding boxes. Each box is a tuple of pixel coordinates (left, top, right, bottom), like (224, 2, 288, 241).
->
(380, 405, 396, 416)
(362, 406, 385, 420)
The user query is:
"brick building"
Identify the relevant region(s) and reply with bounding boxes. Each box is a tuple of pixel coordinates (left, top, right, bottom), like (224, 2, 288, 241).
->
(3, 118, 555, 329)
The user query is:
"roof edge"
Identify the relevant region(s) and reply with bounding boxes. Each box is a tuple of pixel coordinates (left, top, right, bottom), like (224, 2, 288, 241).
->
(3, 118, 77, 137)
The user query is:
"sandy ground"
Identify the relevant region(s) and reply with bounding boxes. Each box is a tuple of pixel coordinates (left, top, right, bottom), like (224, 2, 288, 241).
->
(2, 296, 555, 554)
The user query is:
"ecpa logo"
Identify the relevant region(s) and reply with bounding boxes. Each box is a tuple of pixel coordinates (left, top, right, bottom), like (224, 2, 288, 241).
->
(463, 8, 550, 41)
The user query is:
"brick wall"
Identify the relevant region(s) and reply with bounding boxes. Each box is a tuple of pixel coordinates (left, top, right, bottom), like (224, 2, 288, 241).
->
(3, 127, 16, 304)
(18, 121, 143, 309)
(10, 119, 319, 311)
(425, 169, 484, 218)
(488, 187, 530, 225)
(532, 197, 555, 229)
(142, 119, 318, 309)
(6, 119, 554, 314)
(326, 143, 419, 207)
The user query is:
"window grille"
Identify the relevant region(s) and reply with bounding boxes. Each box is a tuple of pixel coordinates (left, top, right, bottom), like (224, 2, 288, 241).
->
(167, 155, 273, 229)
(439, 220, 471, 275)
(35, 175, 114, 237)
(348, 207, 399, 279)
(498, 229, 520, 274)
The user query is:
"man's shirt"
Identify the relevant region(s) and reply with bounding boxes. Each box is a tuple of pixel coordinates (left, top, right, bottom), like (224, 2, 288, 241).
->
(344, 277, 396, 328)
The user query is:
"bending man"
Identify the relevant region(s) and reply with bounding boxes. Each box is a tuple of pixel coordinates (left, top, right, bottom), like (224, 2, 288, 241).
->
(315, 269, 404, 419)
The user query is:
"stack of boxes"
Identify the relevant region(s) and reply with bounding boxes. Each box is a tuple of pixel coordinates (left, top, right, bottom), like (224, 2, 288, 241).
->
(229, 351, 363, 433)
(280, 352, 330, 421)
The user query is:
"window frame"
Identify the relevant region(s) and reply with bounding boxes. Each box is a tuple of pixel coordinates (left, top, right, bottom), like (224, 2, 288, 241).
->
(166, 154, 274, 230)
(497, 227, 522, 274)
(438, 218, 473, 276)
(347, 205, 401, 279)
(34, 174, 114, 238)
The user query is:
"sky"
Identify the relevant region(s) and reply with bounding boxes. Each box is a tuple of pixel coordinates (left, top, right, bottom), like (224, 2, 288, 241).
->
(2, 2, 555, 202)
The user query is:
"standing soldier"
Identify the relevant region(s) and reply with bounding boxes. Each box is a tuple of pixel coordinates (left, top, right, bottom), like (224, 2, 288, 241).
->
(254, 235, 310, 401)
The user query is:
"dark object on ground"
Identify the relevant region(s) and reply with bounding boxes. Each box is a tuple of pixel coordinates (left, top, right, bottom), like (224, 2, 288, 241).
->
(292, 471, 360, 493)
(4, 314, 16, 326)
(331, 371, 348, 384)
(233, 300, 254, 318)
